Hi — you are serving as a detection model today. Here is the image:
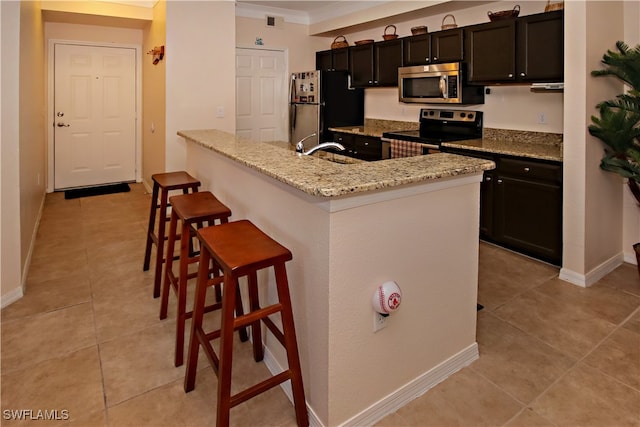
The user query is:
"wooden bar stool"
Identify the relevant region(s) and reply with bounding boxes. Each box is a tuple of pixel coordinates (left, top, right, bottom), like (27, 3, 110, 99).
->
(184, 220, 308, 427)
(159, 191, 247, 367)
(143, 171, 200, 298)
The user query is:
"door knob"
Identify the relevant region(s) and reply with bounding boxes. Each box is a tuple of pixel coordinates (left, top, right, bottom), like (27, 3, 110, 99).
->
(57, 122, 70, 127)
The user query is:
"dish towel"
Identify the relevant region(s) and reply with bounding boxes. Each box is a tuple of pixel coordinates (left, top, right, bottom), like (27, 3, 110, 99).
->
(390, 139, 423, 158)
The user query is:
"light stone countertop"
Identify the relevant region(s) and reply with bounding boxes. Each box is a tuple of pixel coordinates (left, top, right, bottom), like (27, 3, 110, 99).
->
(178, 129, 495, 198)
(443, 138, 563, 162)
(331, 119, 563, 162)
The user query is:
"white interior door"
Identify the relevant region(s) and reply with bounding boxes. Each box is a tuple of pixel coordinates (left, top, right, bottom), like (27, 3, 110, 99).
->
(236, 48, 286, 142)
(54, 43, 136, 189)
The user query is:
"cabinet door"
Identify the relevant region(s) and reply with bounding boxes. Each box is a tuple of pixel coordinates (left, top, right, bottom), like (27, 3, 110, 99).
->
(354, 135, 383, 161)
(430, 29, 464, 63)
(516, 11, 564, 82)
(349, 44, 375, 87)
(480, 171, 494, 238)
(333, 132, 356, 156)
(495, 175, 562, 265)
(375, 39, 403, 86)
(465, 20, 516, 82)
(404, 34, 431, 65)
(316, 50, 332, 71)
(332, 48, 350, 71)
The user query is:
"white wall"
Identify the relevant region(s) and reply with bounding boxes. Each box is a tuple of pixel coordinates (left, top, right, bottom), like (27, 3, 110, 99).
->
(1, 0, 22, 307)
(165, 1, 236, 172)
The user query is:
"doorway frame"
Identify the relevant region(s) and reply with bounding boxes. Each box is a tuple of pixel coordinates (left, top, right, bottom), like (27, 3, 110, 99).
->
(46, 39, 142, 192)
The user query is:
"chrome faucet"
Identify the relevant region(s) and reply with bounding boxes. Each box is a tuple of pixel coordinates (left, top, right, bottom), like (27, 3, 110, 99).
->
(298, 142, 346, 156)
(294, 132, 317, 153)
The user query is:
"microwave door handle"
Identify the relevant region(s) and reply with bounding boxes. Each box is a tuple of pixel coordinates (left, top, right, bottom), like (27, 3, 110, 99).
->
(440, 75, 448, 99)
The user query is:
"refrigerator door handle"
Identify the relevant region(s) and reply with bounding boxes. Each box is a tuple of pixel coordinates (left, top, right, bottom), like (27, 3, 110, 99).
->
(347, 73, 355, 91)
(291, 103, 297, 129)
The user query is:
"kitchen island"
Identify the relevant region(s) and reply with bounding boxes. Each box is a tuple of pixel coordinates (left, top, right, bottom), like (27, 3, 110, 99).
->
(179, 129, 494, 427)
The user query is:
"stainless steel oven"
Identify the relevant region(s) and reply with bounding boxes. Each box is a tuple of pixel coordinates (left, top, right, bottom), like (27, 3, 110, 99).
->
(382, 108, 483, 158)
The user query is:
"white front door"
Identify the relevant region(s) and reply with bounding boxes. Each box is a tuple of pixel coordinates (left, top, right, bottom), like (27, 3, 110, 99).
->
(54, 43, 136, 189)
(236, 48, 286, 142)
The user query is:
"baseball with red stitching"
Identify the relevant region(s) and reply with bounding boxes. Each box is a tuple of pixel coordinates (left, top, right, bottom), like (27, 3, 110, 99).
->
(372, 281, 402, 314)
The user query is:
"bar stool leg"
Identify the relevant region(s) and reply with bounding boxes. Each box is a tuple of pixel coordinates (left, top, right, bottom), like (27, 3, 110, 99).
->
(175, 217, 192, 367)
(247, 272, 264, 361)
(159, 210, 179, 320)
(274, 263, 309, 427)
(184, 249, 211, 393)
(143, 183, 160, 271)
(216, 275, 238, 427)
(153, 190, 170, 298)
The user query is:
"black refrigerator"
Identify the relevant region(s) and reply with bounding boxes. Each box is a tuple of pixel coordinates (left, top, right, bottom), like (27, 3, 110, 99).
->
(289, 70, 364, 151)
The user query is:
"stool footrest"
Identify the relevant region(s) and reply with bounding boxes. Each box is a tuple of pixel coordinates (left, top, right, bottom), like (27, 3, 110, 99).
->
(262, 316, 285, 346)
(234, 304, 282, 329)
(230, 371, 293, 408)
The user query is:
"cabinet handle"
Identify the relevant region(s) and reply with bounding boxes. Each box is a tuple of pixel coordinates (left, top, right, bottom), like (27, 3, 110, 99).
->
(368, 80, 373, 84)
(497, 179, 503, 184)
(486, 176, 492, 181)
(523, 167, 530, 172)
(508, 74, 513, 78)
(364, 142, 369, 146)
(426, 58, 430, 62)
(520, 72, 526, 77)
(433, 57, 438, 61)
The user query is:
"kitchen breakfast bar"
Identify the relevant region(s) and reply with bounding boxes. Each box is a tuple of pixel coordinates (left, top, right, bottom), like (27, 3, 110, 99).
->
(179, 129, 495, 427)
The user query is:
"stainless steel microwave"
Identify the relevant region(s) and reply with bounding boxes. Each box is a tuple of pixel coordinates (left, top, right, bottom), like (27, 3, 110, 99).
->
(398, 63, 484, 104)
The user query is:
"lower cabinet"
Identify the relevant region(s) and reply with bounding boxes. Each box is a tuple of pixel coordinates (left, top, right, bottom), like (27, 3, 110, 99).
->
(444, 148, 563, 265)
(333, 132, 384, 161)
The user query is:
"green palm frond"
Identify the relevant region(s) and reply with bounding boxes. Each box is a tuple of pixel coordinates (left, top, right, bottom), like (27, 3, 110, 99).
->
(590, 41, 640, 204)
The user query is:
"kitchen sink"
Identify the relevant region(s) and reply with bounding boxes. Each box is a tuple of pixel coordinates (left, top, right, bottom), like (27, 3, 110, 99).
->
(312, 151, 364, 164)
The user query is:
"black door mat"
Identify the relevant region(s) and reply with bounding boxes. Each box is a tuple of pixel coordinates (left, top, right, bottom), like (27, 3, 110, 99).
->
(64, 183, 130, 200)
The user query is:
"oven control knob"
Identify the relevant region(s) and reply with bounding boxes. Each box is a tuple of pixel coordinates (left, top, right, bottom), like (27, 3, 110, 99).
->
(460, 112, 466, 118)
(429, 111, 435, 116)
(467, 113, 474, 119)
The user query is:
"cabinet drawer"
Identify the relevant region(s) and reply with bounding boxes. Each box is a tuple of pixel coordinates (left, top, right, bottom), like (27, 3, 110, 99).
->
(499, 158, 561, 183)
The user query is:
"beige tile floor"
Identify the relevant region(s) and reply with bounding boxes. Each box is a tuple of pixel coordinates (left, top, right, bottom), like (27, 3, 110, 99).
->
(2, 183, 639, 427)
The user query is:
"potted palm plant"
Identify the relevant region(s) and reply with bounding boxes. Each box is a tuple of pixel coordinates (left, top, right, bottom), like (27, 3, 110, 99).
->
(588, 41, 640, 272)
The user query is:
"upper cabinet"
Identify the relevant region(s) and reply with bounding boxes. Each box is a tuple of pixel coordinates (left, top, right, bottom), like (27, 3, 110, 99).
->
(403, 29, 464, 66)
(466, 10, 564, 83)
(516, 11, 564, 82)
(316, 48, 350, 71)
(430, 28, 465, 64)
(349, 39, 403, 87)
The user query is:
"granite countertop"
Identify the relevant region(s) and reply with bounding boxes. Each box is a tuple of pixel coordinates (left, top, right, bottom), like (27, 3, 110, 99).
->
(178, 129, 495, 198)
(332, 120, 563, 162)
(443, 138, 563, 162)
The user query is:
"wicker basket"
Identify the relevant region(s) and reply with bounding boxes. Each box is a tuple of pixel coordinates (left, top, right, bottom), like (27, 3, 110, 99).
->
(441, 14, 458, 30)
(331, 36, 349, 49)
(383, 25, 398, 41)
(411, 26, 428, 35)
(488, 5, 520, 21)
(545, 0, 564, 12)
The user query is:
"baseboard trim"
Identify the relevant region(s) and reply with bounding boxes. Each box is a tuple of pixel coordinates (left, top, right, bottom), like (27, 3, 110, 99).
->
(263, 342, 479, 427)
(0, 286, 24, 309)
(559, 252, 625, 287)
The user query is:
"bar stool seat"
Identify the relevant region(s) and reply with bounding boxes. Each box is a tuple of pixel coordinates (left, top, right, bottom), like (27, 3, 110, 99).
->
(143, 171, 200, 298)
(159, 191, 247, 367)
(184, 220, 308, 427)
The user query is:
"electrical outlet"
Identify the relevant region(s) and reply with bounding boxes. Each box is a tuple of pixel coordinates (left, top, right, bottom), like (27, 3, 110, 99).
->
(216, 106, 225, 118)
(373, 312, 388, 332)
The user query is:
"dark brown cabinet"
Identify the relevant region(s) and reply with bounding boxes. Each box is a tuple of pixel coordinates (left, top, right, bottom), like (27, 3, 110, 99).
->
(316, 48, 349, 71)
(349, 39, 403, 87)
(516, 11, 564, 82)
(403, 29, 464, 66)
(466, 11, 563, 83)
(443, 147, 562, 265)
(430, 28, 465, 63)
(333, 132, 384, 161)
(465, 20, 517, 82)
(403, 34, 431, 66)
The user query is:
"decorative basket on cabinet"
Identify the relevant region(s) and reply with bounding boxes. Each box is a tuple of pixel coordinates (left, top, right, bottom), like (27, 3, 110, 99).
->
(441, 14, 458, 30)
(331, 36, 349, 49)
